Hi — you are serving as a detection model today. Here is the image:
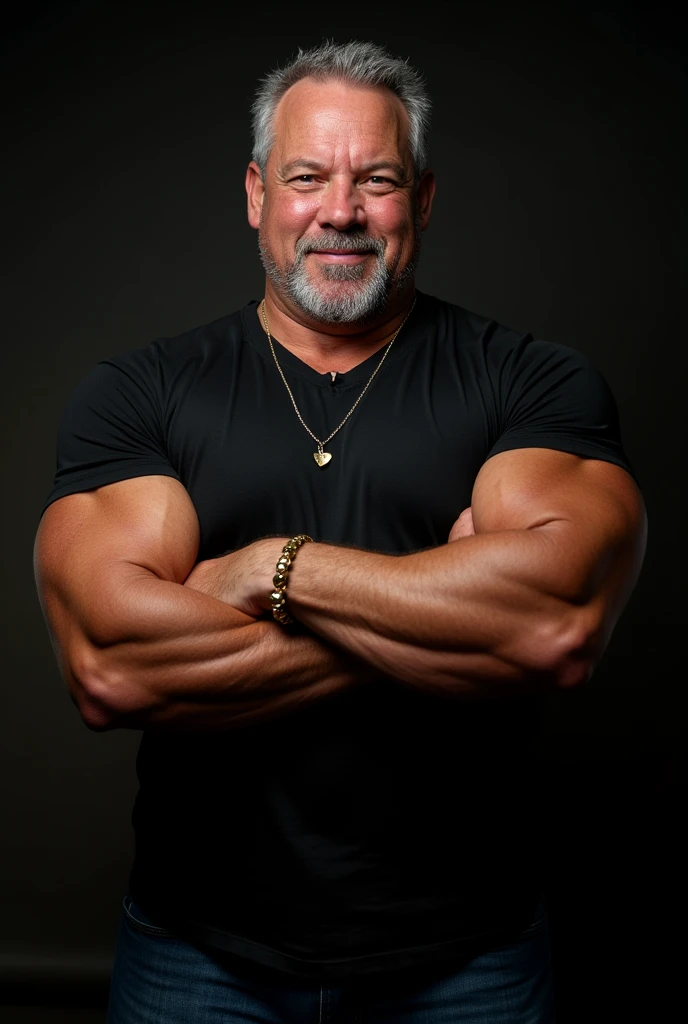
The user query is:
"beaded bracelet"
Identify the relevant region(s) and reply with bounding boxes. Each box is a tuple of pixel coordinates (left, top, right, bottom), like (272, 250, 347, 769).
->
(270, 535, 313, 625)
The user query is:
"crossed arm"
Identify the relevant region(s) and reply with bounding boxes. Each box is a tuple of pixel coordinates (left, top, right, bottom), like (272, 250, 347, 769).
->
(34, 446, 646, 731)
(186, 447, 647, 698)
(34, 476, 374, 732)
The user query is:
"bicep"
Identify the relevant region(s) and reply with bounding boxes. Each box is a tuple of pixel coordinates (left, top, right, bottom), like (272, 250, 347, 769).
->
(34, 475, 200, 645)
(471, 448, 647, 608)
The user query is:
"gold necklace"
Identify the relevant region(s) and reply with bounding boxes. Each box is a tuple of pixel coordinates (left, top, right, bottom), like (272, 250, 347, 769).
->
(260, 297, 416, 467)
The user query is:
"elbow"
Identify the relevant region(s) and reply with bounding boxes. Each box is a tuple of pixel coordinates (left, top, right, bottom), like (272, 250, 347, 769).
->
(516, 606, 601, 692)
(546, 606, 604, 691)
(69, 646, 149, 731)
(81, 702, 117, 732)
(553, 648, 596, 692)
(69, 649, 119, 730)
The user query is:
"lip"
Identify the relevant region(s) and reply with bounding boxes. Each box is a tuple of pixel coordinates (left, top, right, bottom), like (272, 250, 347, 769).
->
(308, 251, 372, 262)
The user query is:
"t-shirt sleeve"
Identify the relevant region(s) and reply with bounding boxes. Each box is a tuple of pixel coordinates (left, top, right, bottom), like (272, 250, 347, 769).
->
(41, 350, 182, 517)
(485, 333, 640, 488)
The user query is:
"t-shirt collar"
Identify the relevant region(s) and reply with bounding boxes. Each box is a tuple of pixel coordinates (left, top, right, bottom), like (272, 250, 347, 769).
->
(241, 292, 429, 389)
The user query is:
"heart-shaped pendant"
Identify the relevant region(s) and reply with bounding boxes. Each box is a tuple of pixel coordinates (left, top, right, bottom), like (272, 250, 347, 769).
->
(313, 451, 332, 467)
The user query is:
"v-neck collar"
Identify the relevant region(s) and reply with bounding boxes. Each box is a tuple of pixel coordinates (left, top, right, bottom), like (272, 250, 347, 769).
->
(241, 291, 430, 391)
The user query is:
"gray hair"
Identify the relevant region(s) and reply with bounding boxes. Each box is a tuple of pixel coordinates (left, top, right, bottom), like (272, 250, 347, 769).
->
(251, 40, 431, 177)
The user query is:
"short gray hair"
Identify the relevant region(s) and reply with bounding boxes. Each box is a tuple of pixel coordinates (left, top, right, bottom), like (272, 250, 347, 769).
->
(251, 40, 431, 177)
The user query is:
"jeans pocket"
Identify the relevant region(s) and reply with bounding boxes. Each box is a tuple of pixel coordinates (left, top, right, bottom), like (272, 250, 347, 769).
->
(122, 894, 178, 938)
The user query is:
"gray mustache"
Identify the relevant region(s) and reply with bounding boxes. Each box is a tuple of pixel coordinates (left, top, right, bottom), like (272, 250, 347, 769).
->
(296, 234, 385, 255)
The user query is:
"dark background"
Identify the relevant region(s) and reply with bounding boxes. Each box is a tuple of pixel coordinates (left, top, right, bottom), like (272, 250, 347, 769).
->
(1, 1, 685, 1020)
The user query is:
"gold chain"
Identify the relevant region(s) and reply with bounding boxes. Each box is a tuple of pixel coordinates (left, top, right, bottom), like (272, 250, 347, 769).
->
(260, 297, 416, 466)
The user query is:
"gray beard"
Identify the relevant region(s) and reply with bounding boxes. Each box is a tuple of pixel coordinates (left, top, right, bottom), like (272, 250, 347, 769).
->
(258, 223, 421, 326)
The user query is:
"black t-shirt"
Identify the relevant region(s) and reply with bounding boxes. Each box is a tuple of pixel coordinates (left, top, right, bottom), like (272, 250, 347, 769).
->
(42, 291, 638, 980)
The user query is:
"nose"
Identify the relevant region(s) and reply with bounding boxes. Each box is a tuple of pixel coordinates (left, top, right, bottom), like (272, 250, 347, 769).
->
(316, 176, 365, 232)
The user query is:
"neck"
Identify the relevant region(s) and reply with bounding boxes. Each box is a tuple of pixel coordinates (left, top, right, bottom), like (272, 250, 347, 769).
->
(259, 286, 417, 375)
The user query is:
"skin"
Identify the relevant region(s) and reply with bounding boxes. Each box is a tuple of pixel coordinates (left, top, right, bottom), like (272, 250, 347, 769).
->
(34, 76, 647, 731)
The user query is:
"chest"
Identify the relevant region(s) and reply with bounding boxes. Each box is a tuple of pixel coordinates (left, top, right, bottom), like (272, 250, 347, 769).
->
(165, 343, 498, 558)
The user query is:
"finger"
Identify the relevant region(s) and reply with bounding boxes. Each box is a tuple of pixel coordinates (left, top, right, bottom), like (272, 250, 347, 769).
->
(447, 508, 474, 542)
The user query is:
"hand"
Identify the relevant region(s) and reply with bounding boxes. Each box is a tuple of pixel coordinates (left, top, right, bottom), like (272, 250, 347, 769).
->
(184, 537, 288, 618)
(447, 507, 475, 542)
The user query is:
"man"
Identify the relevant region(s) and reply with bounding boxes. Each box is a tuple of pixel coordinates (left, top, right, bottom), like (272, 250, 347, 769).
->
(34, 39, 646, 1024)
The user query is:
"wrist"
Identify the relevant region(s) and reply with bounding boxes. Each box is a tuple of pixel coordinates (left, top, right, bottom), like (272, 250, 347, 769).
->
(250, 538, 286, 613)
(267, 534, 314, 624)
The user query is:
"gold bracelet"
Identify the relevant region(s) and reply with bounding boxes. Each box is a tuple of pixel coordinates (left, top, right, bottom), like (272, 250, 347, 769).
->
(270, 535, 313, 625)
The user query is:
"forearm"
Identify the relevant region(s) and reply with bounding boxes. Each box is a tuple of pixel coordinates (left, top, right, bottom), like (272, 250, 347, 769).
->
(67, 567, 367, 730)
(284, 527, 589, 695)
(112, 625, 363, 733)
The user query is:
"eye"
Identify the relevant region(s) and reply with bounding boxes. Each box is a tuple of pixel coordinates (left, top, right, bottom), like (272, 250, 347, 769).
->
(365, 176, 397, 189)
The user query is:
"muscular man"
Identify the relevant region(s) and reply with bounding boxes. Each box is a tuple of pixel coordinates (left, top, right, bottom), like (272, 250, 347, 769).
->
(34, 40, 646, 1024)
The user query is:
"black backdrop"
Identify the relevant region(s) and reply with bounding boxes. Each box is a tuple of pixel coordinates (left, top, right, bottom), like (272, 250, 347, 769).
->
(1, 1, 685, 1020)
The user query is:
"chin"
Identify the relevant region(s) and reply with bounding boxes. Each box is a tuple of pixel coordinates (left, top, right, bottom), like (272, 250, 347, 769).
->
(278, 255, 394, 324)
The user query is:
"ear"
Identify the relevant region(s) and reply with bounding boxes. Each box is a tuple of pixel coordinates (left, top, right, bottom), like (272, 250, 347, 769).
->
(416, 169, 436, 230)
(246, 161, 265, 230)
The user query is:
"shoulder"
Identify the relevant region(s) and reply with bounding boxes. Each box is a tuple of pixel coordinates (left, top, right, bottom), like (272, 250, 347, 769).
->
(417, 291, 538, 367)
(55, 306, 252, 440)
(420, 292, 603, 380)
(103, 307, 247, 378)
(416, 291, 499, 345)
(65, 307, 250, 415)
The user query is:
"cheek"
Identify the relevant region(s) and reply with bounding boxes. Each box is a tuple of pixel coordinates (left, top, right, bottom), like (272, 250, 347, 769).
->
(268, 195, 319, 237)
(367, 196, 414, 238)
(369, 211, 416, 265)
(289, 195, 320, 221)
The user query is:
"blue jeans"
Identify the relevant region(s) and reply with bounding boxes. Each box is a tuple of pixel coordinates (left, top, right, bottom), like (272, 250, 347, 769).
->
(107, 894, 557, 1023)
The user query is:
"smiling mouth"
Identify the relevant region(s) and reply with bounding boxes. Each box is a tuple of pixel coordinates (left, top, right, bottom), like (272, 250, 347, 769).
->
(310, 250, 373, 257)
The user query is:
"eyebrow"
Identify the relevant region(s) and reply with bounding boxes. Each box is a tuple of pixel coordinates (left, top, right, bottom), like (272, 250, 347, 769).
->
(279, 158, 409, 180)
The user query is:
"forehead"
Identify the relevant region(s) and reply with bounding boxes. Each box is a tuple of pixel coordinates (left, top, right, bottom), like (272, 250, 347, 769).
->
(270, 78, 411, 168)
